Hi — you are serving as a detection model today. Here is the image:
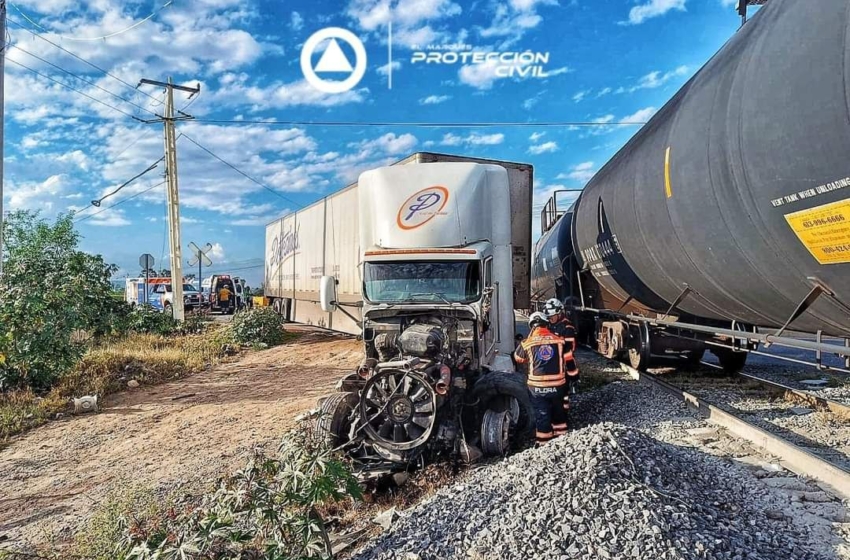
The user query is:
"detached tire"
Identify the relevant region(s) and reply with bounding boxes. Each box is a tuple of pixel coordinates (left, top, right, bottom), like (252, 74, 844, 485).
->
(164, 302, 173, 318)
(316, 392, 358, 449)
(472, 371, 534, 441)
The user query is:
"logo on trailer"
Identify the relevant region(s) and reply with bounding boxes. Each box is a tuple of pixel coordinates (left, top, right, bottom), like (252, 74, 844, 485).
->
(397, 186, 450, 230)
(269, 224, 301, 268)
(535, 344, 554, 363)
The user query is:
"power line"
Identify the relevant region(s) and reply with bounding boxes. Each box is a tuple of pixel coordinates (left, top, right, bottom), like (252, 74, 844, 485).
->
(193, 119, 650, 128)
(6, 16, 161, 102)
(91, 158, 164, 207)
(9, 42, 160, 117)
(74, 181, 165, 224)
(9, 1, 174, 42)
(179, 133, 305, 209)
(6, 57, 137, 118)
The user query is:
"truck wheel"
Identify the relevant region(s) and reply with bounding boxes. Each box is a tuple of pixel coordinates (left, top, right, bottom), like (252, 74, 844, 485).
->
(164, 303, 173, 317)
(481, 409, 511, 456)
(316, 392, 358, 449)
(471, 371, 534, 441)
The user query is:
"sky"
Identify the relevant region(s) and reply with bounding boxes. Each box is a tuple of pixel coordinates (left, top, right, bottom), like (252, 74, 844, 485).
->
(1, 0, 751, 287)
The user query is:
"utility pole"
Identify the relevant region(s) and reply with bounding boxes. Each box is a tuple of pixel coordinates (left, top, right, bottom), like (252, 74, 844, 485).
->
(137, 77, 200, 321)
(0, 0, 6, 280)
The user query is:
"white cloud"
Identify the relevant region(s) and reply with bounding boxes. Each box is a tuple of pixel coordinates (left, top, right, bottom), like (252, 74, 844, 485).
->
(572, 90, 589, 103)
(350, 132, 419, 155)
(529, 132, 546, 142)
(622, 106, 657, 123)
(479, 0, 557, 45)
(377, 61, 402, 76)
(56, 150, 91, 171)
(440, 132, 505, 146)
(419, 94, 451, 105)
(290, 11, 304, 30)
(593, 114, 615, 124)
(528, 141, 559, 155)
(88, 208, 131, 227)
(347, 0, 462, 48)
(624, 0, 686, 25)
(4, 174, 69, 212)
(557, 161, 596, 183)
(596, 87, 612, 97)
(458, 59, 502, 89)
(208, 243, 226, 262)
(627, 65, 689, 91)
(208, 74, 368, 110)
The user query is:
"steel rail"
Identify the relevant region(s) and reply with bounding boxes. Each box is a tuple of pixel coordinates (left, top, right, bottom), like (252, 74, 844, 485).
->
(734, 372, 850, 417)
(605, 355, 850, 500)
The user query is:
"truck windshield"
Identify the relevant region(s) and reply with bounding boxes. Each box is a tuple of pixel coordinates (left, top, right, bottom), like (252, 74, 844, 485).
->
(364, 261, 481, 303)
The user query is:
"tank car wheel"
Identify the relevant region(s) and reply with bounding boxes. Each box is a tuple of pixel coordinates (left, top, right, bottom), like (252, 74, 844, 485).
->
(481, 409, 512, 456)
(360, 370, 437, 452)
(682, 349, 705, 371)
(316, 392, 358, 449)
(713, 348, 748, 374)
(627, 323, 651, 371)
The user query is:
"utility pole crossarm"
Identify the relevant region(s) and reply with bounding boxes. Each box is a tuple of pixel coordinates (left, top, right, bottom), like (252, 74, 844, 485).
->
(138, 79, 200, 96)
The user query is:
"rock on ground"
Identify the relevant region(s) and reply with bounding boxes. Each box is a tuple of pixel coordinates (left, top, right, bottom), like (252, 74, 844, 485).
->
(352, 423, 832, 560)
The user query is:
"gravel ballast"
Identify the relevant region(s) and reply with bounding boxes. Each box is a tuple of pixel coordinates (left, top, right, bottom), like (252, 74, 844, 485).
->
(353, 423, 831, 560)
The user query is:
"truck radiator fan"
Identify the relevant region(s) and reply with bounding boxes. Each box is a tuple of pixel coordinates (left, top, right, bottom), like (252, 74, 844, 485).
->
(398, 324, 446, 358)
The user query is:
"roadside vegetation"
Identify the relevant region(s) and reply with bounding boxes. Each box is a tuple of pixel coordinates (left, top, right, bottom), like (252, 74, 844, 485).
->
(0, 211, 289, 443)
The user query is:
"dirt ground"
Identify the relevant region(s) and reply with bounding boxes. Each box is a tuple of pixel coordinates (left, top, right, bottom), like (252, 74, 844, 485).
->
(0, 328, 363, 549)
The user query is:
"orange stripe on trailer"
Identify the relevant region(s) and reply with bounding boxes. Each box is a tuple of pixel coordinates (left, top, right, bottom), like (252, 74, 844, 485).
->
(364, 248, 477, 256)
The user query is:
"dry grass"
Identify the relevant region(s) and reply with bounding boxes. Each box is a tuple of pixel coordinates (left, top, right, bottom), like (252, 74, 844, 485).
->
(0, 330, 229, 444)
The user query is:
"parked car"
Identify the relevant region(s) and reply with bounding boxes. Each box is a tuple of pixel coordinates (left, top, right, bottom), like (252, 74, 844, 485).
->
(148, 282, 204, 315)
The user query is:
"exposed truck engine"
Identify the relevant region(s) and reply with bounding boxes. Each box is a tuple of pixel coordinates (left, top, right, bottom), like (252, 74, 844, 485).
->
(315, 161, 534, 478)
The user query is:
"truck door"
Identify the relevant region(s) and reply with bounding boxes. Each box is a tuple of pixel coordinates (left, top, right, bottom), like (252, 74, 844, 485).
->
(484, 258, 497, 358)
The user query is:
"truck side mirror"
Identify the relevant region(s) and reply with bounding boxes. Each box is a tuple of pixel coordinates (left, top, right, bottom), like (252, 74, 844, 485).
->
(320, 275, 338, 313)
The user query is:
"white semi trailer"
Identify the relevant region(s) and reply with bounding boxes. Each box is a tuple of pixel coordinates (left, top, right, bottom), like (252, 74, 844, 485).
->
(285, 155, 535, 477)
(264, 152, 533, 337)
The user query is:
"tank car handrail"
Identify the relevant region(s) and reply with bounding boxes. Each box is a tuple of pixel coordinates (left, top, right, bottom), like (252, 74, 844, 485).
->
(576, 306, 850, 358)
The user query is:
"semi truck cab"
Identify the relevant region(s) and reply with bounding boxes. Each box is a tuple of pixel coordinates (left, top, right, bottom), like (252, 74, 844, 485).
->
(318, 162, 531, 476)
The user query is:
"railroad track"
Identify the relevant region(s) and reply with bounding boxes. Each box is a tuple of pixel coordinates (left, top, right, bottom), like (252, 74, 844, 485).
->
(590, 351, 850, 501)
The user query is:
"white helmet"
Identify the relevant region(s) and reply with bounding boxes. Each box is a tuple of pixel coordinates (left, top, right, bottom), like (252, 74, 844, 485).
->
(543, 298, 564, 318)
(528, 312, 548, 330)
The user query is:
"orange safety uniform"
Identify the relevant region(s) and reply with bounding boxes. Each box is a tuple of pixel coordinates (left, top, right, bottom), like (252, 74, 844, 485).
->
(514, 325, 580, 443)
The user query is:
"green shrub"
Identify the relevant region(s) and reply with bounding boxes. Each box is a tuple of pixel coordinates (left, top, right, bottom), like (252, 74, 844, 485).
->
(114, 424, 362, 560)
(126, 306, 178, 336)
(0, 211, 121, 391)
(228, 307, 287, 346)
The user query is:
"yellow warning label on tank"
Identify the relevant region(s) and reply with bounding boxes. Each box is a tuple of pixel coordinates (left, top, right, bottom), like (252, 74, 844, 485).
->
(784, 198, 850, 264)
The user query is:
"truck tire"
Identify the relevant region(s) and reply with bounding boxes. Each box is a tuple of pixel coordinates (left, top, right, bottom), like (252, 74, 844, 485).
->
(481, 409, 511, 456)
(471, 371, 534, 441)
(316, 392, 358, 449)
(164, 302, 173, 317)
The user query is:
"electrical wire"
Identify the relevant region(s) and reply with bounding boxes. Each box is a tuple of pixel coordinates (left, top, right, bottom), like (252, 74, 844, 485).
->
(10, 1, 174, 42)
(179, 133, 305, 209)
(74, 181, 166, 223)
(90, 158, 164, 207)
(6, 16, 161, 102)
(9, 43, 160, 117)
(6, 57, 137, 119)
(193, 119, 649, 128)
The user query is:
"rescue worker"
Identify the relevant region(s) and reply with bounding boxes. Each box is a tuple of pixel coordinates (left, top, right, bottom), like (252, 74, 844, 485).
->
(543, 298, 580, 393)
(218, 284, 233, 313)
(513, 312, 580, 445)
